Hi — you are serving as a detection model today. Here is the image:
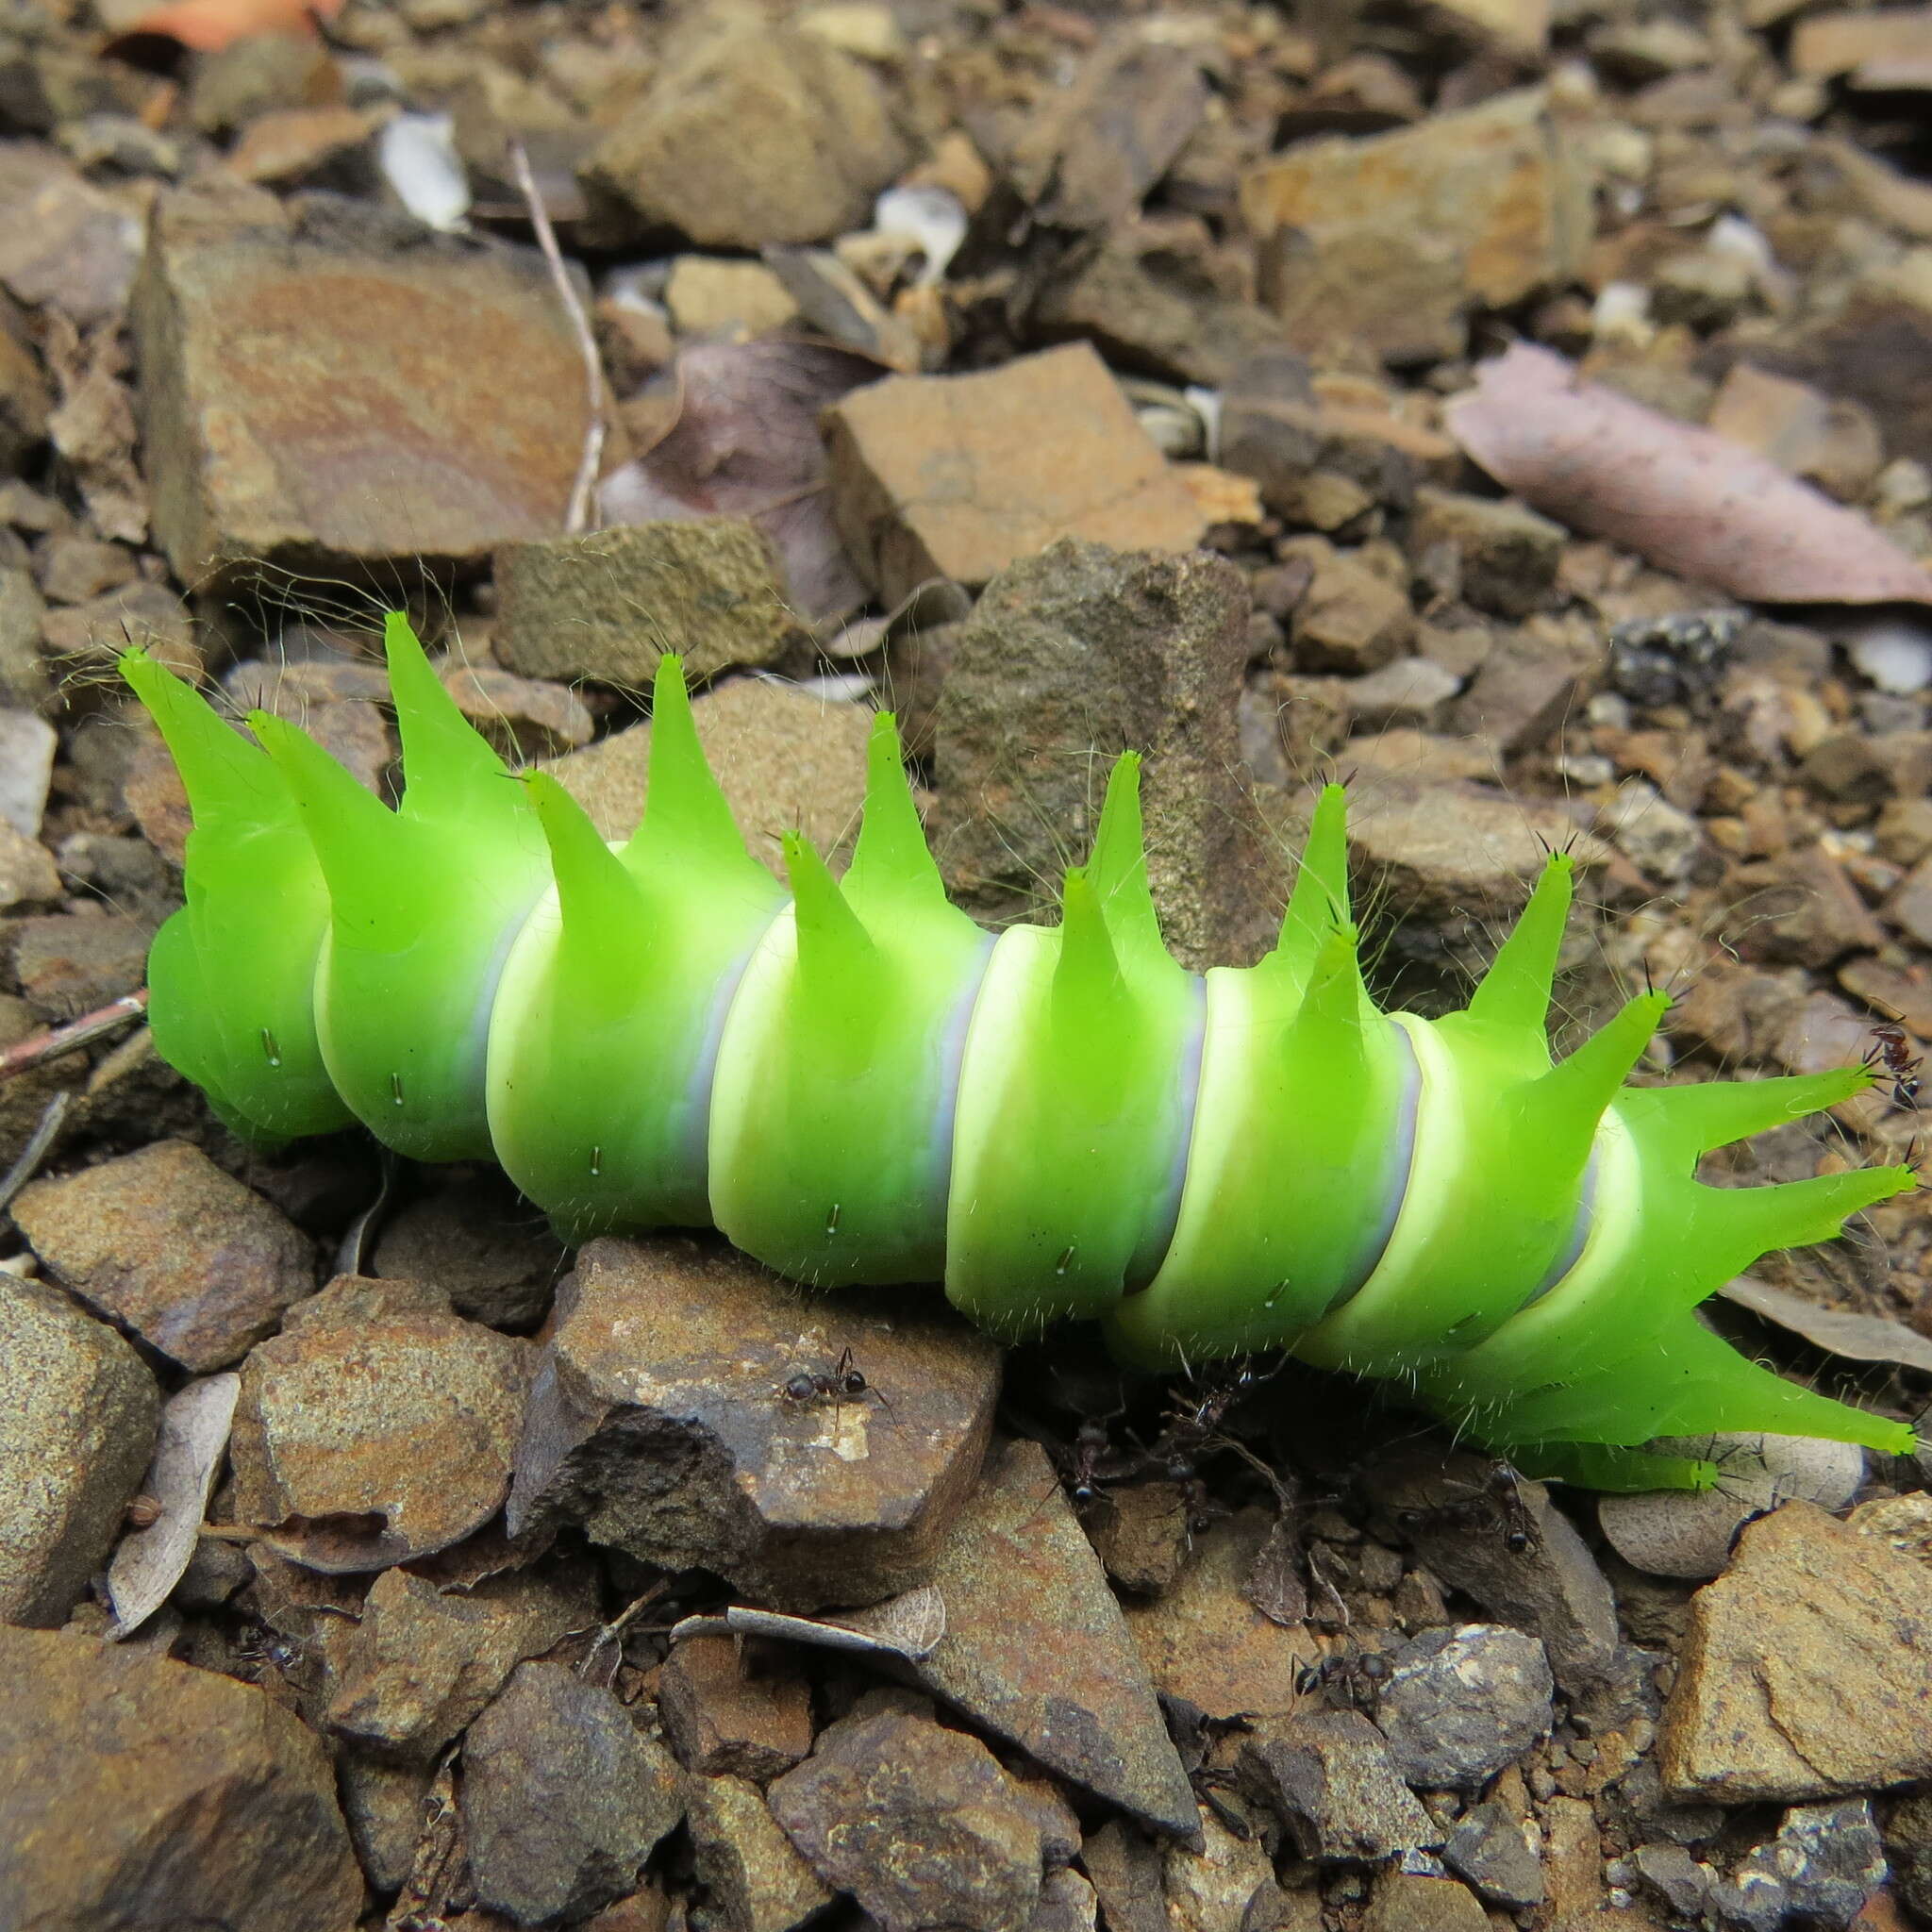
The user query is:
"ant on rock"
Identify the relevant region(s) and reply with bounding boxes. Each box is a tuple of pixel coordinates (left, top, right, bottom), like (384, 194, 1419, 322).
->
(780, 1345, 893, 1423)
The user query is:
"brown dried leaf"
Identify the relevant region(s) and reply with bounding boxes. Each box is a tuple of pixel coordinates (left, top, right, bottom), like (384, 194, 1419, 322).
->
(107, 1372, 240, 1639)
(1445, 342, 1932, 605)
(1719, 1273, 1932, 1375)
(668, 1583, 946, 1662)
(598, 338, 883, 626)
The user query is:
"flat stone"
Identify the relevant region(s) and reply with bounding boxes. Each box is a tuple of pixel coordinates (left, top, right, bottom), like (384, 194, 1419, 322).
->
(1161, 1807, 1275, 1932)
(325, 1558, 595, 1762)
(14, 1139, 316, 1373)
(825, 343, 1208, 607)
(769, 1700, 1044, 1932)
(132, 183, 588, 589)
(1221, 390, 1441, 534)
(441, 663, 594, 759)
(7, 909, 153, 1020)
(1361, 1873, 1490, 1932)
(932, 538, 1284, 971)
(0, 1275, 158, 1625)
(665, 258, 801, 339)
(908, 1437, 1200, 1840)
(1285, 539, 1415, 674)
(337, 1753, 430, 1897)
(371, 1170, 565, 1331)
(687, 1773, 836, 1932)
(1443, 1799, 1545, 1908)
(464, 1660, 685, 1926)
(1125, 1508, 1317, 1721)
(0, 1624, 362, 1930)
(0, 142, 142, 325)
(1239, 1709, 1443, 1864)
(233, 1274, 531, 1573)
(659, 1633, 814, 1782)
(494, 522, 799, 690)
(1446, 621, 1607, 759)
(507, 1237, 1000, 1609)
(1659, 1502, 1932, 1803)
(1031, 1868, 1100, 1932)
(0, 708, 55, 837)
(1240, 88, 1593, 364)
(1409, 488, 1565, 619)
(1374, 1624, 1555, 1789)
(1088, 1479, 1191, 1596)
(0, 818, 57, 908)
(0, 578, 51, 709)
(545, 673, 872, 867)
(583, 14, 905, 248)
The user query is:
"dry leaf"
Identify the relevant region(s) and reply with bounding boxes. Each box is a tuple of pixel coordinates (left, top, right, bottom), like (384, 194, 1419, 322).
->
(107, 1373, 240, 1639)
(1719, 1273, 1932, 1375)
(598, 338, 883, 626)
(106, 0, 344, 53)
(669, 1583, 946, 1661)
(1445, 341, 1932, 605)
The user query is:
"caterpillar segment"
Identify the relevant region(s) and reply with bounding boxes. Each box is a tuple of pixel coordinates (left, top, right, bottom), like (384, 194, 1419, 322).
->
(123, 616, 1920, 1492)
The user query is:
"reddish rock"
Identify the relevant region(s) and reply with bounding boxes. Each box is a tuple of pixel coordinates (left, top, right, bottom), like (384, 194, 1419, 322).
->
(14, 1139, 315, 1373)
(659, 1634, 814, 1782)
(825, 343, 1208, 607)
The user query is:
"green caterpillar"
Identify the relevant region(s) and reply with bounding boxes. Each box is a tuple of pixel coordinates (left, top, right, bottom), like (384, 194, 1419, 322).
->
(120, 615, 1918, 1493)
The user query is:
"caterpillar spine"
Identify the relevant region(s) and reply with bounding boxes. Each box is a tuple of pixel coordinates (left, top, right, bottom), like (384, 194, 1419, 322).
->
(122, 615, 1919, 1493)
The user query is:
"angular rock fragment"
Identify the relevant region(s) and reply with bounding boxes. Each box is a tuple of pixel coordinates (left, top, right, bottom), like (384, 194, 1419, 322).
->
(1443, 1800, 1545, 1908)
(233, 1275, 531, 1572)
(371, 1171, 564, 1332)
(14, 1139, 315, 1372)
(825, 344, 1208, 606)
(1660, 1502, 1932, 1802)
(1361, 1872, 1490, 1932)
(908, 1438, 1199, 1838)
(325, 1558, 594, 1761)
(1409, 488, 1564, 619)
(582, 16, 906, 248)
(769, 1700, 1044, 1932)
(508, 1237, 1000, 1608)
(933, 538, 1283, 971)
(1374, 1624, 1554, 1789)
(494, 522, 799, 690)
(0, 1624, 362, 1930)
(0, 142, 142, 326)
(1240, 88, 1593, 364)
(1161, 1807, 1275, 1932)
(658, 1633, 814, 1782)
(464, 1660, 685, 1927)
(687, 1773, 835, 1932)
(0, 1275, 158, 1625)
(132, 184, 589, 589)
(1239, 1709, 1443, 1863)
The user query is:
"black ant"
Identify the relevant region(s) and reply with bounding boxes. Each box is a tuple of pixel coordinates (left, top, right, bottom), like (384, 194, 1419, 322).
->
(1391, 1459, 1541, 1556)
(1295, 1648, 1391, 1711)
(780, 1345, 892, 1422)
(1865, 1023, 1923, 1111)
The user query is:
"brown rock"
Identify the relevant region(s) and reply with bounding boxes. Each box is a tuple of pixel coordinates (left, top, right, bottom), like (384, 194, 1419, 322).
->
(583, 15, 905, 248)
(1239, 1709, 1443, 1863)
(908, 1438, 1200, 1839)
(233, 1274, 531, 1572)
(0, 1624, 362, 1929)
(1362, 1873, 1490, 1932)
(1707, 362, 1885, 504)
(325, 1559, 595, 1762)
(769, 1700, 1044, 1932)
(0, 818, 58, 908)
(0, 143, 141, 326)
(1286, 540, 1415, 673)
(1240, 88, 1593, 364)
(441, 663, 594, 759)
(14, 1139, 315, 1373)
(1889, 855, 1932, 951)
(659, 1634, 814, 1781)
(1659, 1502, 1932, 1802)
(226, 105, 380, 186)
(1125, 1509, 1317, 1720)
(7, 909, 152, 1020)
(1162, 1808, 1274, 1932)
(1792, 6, 1932, 81)
(1446, 619, 1607, 759)
(664, 258, 801, 339)
(1080, 1820, 1167, 1932)
(371, 1170, 565, 1331)
(0, 1276, 158, 1625)
(545, 673, 872, 869)
(687, 1773, 836, 1932)
(1727, 844, 1886, 970)
(1220, 388, 1439, 534)
(336, 1754, 429, 1897)
(494, 521, 799, 691)
(1409, 488, 1565, 619)
(507, 1237, 1000, 1609)
(464, 1660, 685, 1926)
(824, 343, 1208, 607)
(932, 538, 1284, 971)
(0, 297, 51, 474)
(133, 184, 588, 589)
(1088, 1480, 1191, 1596)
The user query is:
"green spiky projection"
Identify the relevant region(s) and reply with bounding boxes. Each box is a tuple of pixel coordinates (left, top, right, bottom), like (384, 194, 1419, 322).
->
(122, 616, 1920, 1492)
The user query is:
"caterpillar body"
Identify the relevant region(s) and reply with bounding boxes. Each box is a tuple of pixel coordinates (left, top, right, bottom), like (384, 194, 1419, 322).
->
(122, 616, 1919, 1494)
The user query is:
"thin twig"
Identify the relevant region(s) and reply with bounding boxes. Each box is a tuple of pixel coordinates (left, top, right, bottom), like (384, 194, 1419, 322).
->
(0, 989, 147, 1085)
(508, 138, 605, 536)
(0, 1090, 72, 1214)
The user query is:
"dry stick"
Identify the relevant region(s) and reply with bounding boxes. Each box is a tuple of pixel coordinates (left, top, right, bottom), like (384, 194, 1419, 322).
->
(508, 138, 605, 536)
(0, 988, 147, 1085)
(0, 1090, 72, 1214)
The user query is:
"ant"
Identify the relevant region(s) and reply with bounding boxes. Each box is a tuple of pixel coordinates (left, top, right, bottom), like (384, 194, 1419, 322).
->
(1390, 1459, 1542, 1556)
(780, 1345, 893, 1423)
(1295, 1648, 1391, 1711)
(1865, 1023, 1923, 1111)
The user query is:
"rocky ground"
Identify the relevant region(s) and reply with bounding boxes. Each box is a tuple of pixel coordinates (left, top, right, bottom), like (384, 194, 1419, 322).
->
(5, 0, 1932, 1924)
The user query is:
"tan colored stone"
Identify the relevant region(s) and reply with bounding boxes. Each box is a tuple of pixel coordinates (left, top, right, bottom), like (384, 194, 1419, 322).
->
(687, 1774, 835, 1932)
(1707, 363, 1884, 503)
(583, 15, 906, 248)
(1793, 6, 1932, 80)
(225, 105, 380, 186)
(1240, 88, 1594, 363)
(665, 258, 801, 339)
(660, 1634, 815, 1781)
(1658, 1502, 1932, 1802)
(0, 818, 57, 908)
(825, 342, 1208, 605)
(1286, 540, 1415, 672)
